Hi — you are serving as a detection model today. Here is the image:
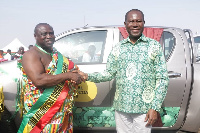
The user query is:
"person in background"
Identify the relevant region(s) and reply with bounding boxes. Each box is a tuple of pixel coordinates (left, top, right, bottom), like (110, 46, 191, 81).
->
(79, 9, 169, 133)
(14, 46, 25, 60)
(4, 49, 12, 61)
(82, 45, 96, 62)
(14, 46, 25, 59)
(0, 50, 4, 59)
(28, 45, 33, 50)
(14, 46, 25, 69)
(17, 23, 84, 133)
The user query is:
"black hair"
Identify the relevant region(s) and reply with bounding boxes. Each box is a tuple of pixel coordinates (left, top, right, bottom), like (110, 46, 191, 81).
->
(34, 23, 53, 34)
(125, 9, 144, 22)
(7, 49, 11, 52)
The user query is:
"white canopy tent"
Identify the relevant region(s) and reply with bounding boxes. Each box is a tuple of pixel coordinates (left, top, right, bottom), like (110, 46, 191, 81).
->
(2, 38, 28, 52)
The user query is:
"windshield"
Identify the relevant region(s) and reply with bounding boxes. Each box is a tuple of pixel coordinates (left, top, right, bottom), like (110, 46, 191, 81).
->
(54, 30, 107, 64)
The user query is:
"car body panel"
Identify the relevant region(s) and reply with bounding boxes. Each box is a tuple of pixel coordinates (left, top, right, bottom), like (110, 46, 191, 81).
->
(53, 26, 198, 132)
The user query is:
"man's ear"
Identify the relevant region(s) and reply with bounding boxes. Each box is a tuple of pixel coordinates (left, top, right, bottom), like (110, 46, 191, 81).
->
(124, 21, 126, 26)
(34, 33, 37, 39)
(143, 20, 145, 24)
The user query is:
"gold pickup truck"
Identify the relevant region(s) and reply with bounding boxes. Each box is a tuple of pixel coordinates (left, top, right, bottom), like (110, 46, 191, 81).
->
(1, 26, 200, 133)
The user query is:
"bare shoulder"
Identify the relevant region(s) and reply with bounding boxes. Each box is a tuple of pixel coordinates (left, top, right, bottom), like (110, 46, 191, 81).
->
(21, 46, 45, 73)
(23, 47, 40, 59)
(22, 47, 42, 64)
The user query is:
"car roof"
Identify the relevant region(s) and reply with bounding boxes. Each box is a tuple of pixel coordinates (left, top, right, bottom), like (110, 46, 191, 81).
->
(55, 25, 180, 38)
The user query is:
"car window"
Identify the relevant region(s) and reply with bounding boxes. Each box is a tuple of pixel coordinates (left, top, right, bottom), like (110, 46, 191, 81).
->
(194, 36, 200, 62)
(159, 31, 175, 61)
(54, 30, 107, 64)
(194, 36, 200, 43)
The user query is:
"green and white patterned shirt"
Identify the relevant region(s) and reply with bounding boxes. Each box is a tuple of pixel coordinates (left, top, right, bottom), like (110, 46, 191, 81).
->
(88, 34, 169, 113)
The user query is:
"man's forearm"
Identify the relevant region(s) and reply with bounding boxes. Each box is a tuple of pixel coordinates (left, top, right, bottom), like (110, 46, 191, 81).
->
(31, 72, 79, 88)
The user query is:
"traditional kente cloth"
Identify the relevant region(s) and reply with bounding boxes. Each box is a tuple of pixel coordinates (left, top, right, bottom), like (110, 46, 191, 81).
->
(17, 55, 23, 70)
(17, 46, 78, 133)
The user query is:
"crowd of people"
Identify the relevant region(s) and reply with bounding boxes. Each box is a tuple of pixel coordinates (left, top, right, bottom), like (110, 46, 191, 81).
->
(0, 49, 13, 62)
(0, 45, 33, 63)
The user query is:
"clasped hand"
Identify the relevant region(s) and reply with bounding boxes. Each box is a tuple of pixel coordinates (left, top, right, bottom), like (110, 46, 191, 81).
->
(69, 70, 88, 85)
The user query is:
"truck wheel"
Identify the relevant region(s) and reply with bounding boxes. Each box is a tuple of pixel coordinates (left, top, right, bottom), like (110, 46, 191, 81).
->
(0, 106, 17, 133)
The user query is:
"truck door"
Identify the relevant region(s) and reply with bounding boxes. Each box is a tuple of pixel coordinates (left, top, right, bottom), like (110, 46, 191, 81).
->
(158, 28, 192, 130)
(179, 30, 200, 132)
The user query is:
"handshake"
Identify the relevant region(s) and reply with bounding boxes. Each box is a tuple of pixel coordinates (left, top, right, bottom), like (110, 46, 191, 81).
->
(69, 70, 88, 85)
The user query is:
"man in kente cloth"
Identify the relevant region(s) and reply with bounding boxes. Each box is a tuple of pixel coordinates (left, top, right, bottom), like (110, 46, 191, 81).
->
(17, 23, 84, 133)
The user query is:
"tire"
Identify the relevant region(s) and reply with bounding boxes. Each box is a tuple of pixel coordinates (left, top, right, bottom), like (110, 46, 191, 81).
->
(0, 106, 17, 133)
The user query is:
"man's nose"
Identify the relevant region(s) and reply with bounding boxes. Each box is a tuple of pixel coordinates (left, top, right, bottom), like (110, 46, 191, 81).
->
(132, 22, 138, 27)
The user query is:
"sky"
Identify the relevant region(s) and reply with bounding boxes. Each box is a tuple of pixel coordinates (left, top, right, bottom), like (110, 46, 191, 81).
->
(0, 0, 200, 49)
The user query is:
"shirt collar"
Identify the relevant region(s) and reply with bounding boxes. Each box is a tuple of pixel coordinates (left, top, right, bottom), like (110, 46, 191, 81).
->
(122, 34, 148, 45)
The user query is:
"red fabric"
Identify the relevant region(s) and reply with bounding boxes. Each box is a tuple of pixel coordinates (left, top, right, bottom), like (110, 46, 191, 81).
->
(118, 27, 129, 39)
(68, 59, 74, 70)
(118, 27, 163, 42)
(0, 59, 8, 62)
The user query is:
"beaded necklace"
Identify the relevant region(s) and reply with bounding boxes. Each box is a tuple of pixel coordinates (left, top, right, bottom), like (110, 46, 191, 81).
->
(35, 44, 52, 56)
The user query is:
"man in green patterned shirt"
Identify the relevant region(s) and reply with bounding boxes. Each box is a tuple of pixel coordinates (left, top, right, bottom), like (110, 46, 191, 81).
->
(80, 9, 169, 133)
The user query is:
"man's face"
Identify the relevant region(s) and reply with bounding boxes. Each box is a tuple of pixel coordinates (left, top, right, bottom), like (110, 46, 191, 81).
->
(19, 47, 24, 54)
(124, 11, 145, 39)
(34, 25, 55, 50)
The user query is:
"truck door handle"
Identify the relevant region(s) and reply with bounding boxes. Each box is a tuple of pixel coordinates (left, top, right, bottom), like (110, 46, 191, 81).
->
(168, 71, 181, 78)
